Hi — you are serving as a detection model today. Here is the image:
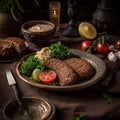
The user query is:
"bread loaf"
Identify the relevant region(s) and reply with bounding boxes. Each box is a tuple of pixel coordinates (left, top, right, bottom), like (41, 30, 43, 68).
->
(0, 39, 14, 56)
(0, 37, 26, 57)
(6, 37, 26, 53)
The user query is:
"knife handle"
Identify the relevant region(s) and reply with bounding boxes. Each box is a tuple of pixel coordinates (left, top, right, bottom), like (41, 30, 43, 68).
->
(12, 84, 23, 106)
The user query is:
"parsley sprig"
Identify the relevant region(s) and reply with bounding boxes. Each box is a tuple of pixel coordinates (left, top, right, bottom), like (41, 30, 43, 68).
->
(49, 41, 74, 60)
(72, 114, 86, 120)
(20, 56, 45, 76)
(102, 92, 114, 104)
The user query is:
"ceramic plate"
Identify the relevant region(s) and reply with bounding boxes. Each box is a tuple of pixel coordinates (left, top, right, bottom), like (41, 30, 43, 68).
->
(16, 49, 107, 91)
(3, 96, 55, 120)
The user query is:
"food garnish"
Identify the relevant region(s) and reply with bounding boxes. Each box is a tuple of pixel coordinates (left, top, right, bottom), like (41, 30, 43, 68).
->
(78, 22, 97, 39)
(96, 43, 109, 55)
(20, 56, 45, 76)
(81, 32, 109, 54)
(20, 41, 75, 85)
(49, 41, 74, 59)
(102, 92, 114, 104)
(72, 114, 86, 120)
(32, 68, 41, 82)
(81, 40, 91, 51)
(20, 42, 95, 86)
(38, 70, 57, 84)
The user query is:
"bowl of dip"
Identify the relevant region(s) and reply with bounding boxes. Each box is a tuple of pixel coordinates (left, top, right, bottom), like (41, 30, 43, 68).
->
(3, 96, 56, 120)
(21, 20, 56, 46)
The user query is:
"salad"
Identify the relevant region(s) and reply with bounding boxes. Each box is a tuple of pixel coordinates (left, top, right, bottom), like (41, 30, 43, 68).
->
(20, 42, 74, 85)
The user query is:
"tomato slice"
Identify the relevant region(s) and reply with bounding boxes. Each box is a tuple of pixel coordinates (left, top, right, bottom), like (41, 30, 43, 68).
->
(38, 70, 57, 84)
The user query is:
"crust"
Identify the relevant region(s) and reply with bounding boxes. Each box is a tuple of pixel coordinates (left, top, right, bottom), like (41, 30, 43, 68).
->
(6, 37, 26, 53)
(0, 37, 27, 57)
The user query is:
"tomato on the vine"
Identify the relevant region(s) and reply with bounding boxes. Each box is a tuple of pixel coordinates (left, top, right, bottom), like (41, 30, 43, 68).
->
(115, 40, 120, 49)
(96, 43, 109, 55)
(81, 40, 91, 51)
(38, 70, 57, 84)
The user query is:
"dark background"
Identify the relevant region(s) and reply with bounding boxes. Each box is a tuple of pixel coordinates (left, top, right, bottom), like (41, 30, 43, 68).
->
(18, 0, 120, 31)
(20, 0, 101, 23)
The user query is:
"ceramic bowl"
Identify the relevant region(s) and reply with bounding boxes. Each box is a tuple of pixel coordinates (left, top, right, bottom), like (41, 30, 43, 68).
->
(21, 20, 56, 46)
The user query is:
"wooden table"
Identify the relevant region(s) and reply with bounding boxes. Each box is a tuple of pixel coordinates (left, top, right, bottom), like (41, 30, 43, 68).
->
(0, 30, 120, 120)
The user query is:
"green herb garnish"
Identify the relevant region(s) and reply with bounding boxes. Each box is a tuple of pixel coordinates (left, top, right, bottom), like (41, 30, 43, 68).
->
(102, 92, 114, 104)
(72, 114, 86, 120)
(49, 41, 74, 60)
(48, 81, 59, 86)
(20, 56, 45, 76)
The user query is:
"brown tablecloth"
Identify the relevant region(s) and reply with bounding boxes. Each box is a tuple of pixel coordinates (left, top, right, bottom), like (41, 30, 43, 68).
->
(0, 43, 120, 120)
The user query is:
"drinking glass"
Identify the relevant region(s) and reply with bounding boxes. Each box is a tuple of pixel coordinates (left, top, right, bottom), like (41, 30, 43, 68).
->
(49, 2, 61, 31)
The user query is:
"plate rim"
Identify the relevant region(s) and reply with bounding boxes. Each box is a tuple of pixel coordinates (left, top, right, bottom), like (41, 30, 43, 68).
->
(16, 49, 107, 91)
(3, 96, 56, 120)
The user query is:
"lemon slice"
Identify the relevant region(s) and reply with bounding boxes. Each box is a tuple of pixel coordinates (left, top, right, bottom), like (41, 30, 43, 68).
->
(32, 68, 41, 81)
(78, 22, 97, 39)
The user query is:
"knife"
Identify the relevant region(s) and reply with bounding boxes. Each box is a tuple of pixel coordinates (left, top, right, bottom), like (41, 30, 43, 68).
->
(6, 69, 16, 85)
(6, 69, 22, 106)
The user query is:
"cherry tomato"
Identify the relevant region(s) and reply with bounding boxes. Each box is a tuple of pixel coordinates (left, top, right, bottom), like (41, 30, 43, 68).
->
(96, 43, 109, 54)
(38, 70, 57, 84)
(115, 40, 120, 49)
(81, 40, 91, 51)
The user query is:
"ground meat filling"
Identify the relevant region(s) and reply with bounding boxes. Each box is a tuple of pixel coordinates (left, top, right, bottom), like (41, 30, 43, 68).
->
(64, 58, 95, 80)
(46, 58, 78, 86)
